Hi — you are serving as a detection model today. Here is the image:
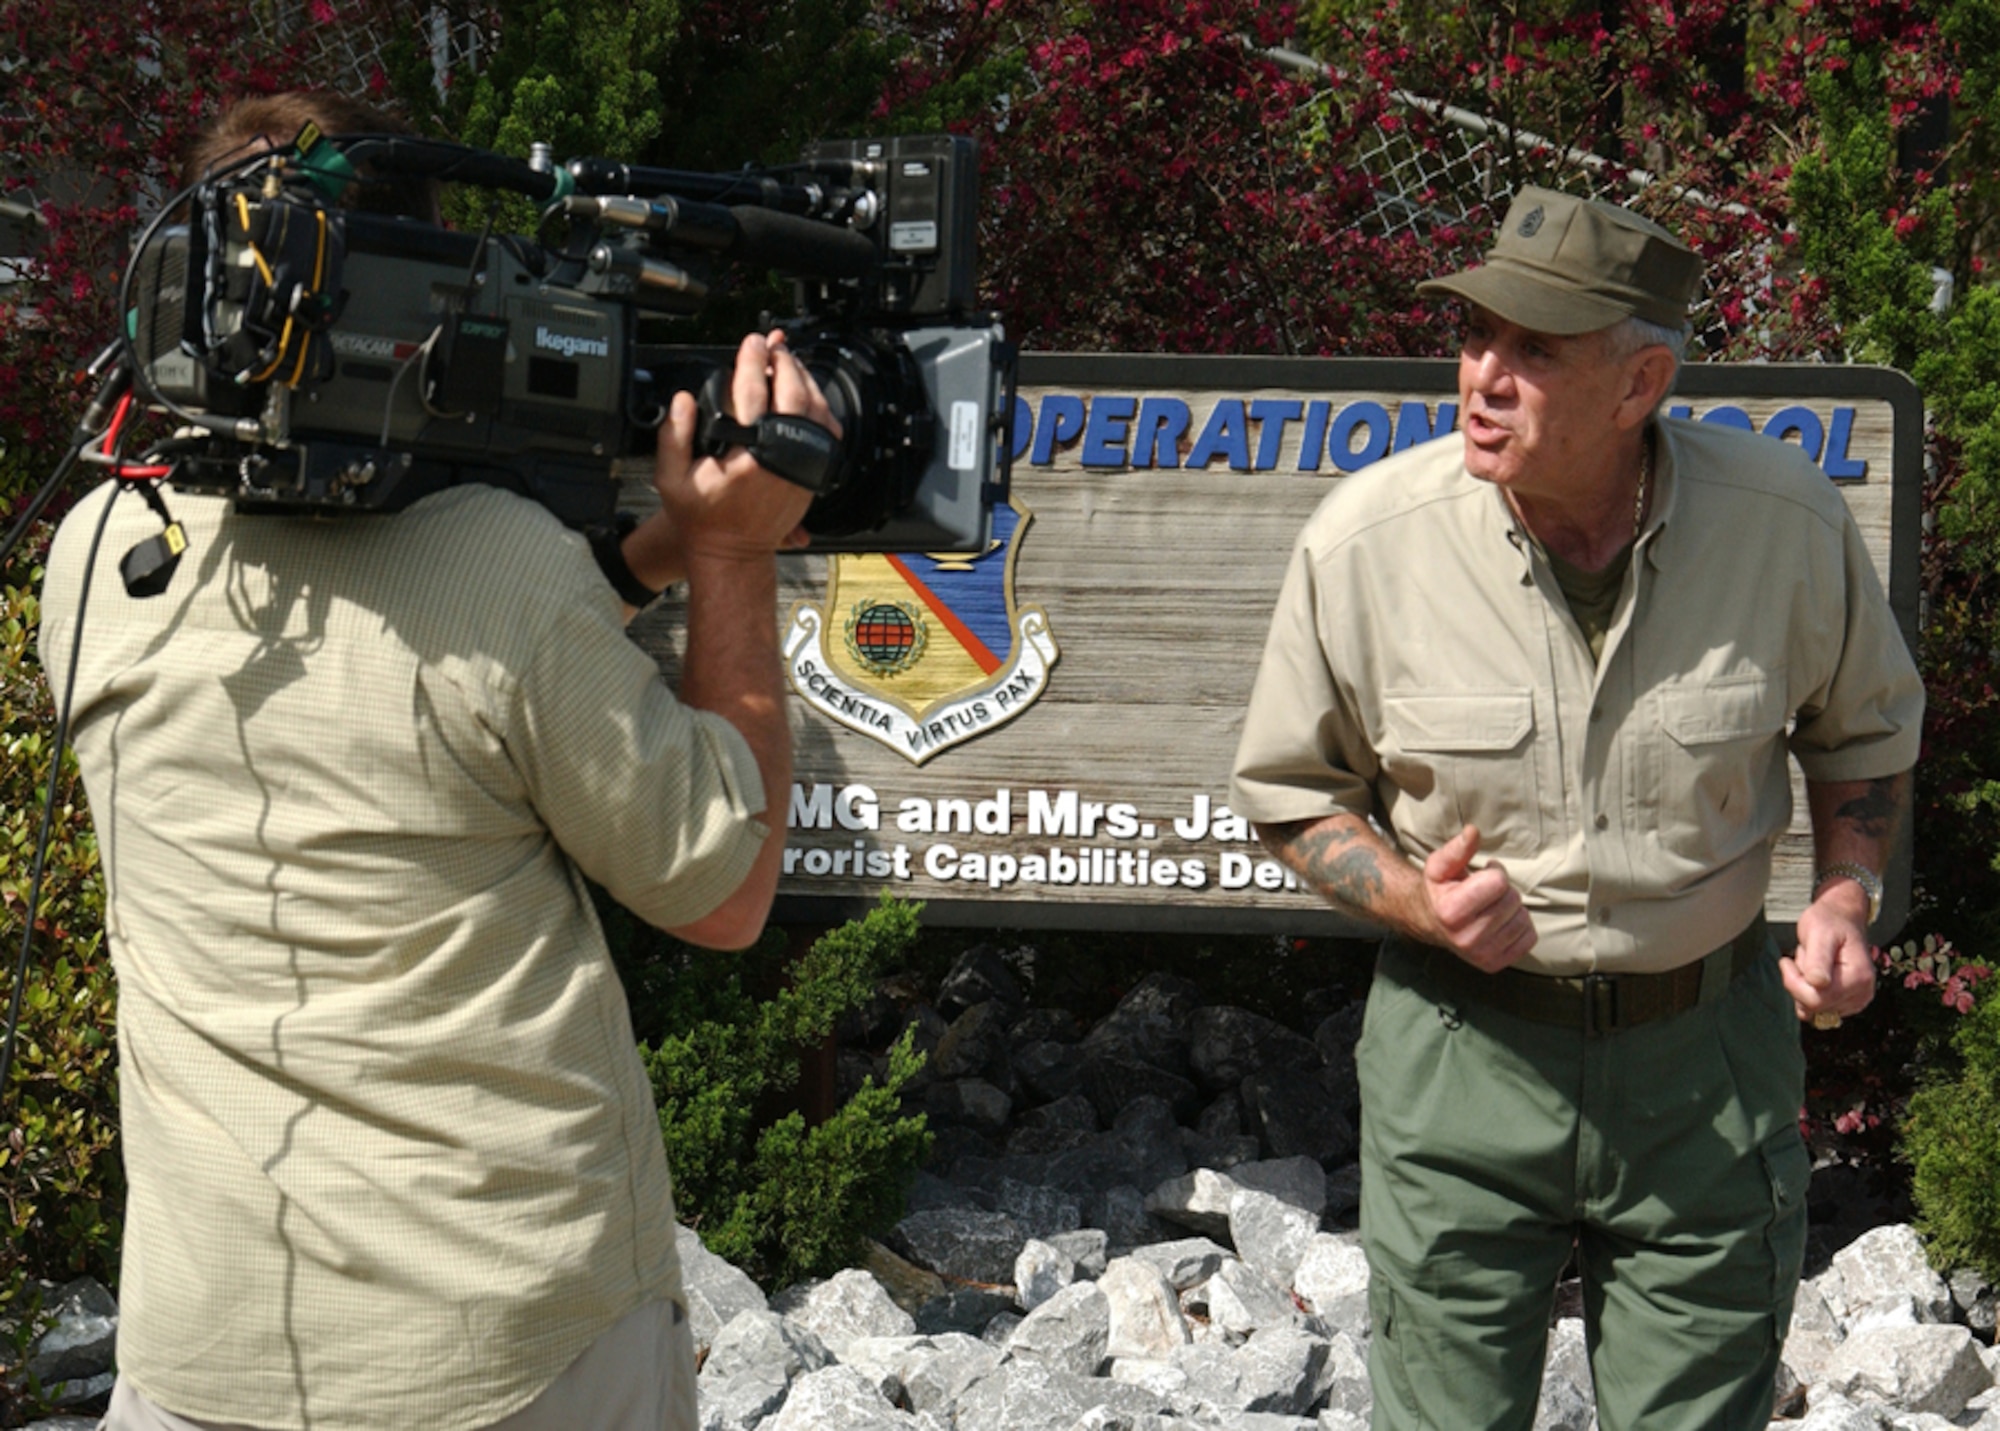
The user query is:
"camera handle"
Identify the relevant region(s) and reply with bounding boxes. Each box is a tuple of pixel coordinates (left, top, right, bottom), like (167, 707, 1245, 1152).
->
(693, 369, 841, 494)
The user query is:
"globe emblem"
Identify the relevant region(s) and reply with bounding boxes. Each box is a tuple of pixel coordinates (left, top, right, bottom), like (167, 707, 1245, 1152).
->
(845, 600, 927, 675)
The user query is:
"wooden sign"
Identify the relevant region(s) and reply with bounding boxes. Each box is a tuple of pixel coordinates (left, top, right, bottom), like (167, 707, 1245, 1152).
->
(633, 356, 1921, 935)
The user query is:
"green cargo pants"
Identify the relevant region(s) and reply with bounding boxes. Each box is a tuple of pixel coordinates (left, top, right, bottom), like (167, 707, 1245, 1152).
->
(1356, 934, 1810, 1431)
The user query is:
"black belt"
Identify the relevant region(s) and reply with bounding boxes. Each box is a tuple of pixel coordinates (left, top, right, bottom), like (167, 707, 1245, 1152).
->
(1387, 914, 1769, 1036)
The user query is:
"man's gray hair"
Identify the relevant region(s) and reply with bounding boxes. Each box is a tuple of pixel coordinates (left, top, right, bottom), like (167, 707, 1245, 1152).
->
(1605, 312, 1689, 411)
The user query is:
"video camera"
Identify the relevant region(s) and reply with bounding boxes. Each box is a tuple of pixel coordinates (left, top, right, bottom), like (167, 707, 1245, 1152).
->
(123, 128, 1014, 552)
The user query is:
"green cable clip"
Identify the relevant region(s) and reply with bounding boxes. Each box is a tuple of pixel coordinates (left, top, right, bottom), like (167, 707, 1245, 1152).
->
(292, 120, 357, 202)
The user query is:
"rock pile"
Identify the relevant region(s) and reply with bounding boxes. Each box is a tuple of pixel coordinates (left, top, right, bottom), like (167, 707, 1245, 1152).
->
(15, 947, 2000, 1431)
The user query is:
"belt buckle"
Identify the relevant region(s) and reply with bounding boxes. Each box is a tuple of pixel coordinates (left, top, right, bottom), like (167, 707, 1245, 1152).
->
(1582, 973, 1619, 1036)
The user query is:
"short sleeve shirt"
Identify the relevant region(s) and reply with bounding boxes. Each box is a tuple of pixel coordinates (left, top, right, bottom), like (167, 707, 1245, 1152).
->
(1229, 418, 1923, 975)
(39, 482, 768, 1430)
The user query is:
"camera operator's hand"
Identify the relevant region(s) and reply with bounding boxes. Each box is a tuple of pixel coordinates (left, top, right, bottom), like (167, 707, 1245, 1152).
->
(617, 332, 834, 600)
(642, 330, 839, 949)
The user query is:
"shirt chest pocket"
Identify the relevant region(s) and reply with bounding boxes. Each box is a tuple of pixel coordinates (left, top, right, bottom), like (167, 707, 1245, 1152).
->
(1377, 689, 1542, 859)
(1654, 673, 1791, 865)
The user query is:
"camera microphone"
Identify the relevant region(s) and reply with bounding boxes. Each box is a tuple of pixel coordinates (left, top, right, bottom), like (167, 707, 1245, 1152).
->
(566, 195, 877, 282)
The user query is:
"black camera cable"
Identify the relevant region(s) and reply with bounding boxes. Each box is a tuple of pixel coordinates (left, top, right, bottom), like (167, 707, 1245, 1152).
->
(0, 450, 124, 1117)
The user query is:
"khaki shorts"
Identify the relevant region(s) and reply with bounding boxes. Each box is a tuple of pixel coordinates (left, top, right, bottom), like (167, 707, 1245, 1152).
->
(99, 1298, 697, 1431)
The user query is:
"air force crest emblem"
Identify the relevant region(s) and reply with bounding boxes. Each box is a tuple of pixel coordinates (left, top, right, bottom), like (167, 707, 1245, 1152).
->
(784, 498, 1058, 764)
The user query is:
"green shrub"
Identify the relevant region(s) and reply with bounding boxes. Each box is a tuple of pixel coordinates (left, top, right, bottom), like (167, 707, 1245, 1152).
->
(1903, 984, 2000, 1285)
(627, 896, 931, 1290)
(2, 545, 122, 1421)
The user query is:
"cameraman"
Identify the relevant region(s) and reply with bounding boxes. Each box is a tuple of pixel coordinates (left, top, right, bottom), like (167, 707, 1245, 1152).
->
(39, 94, 827, 1431)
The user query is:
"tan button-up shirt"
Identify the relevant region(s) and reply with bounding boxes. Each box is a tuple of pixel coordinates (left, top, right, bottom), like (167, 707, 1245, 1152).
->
(1230, 417, 1922, 975)
(40, 482, 768, 1430)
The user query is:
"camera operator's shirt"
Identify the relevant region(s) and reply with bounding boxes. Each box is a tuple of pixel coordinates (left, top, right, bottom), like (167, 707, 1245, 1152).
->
(40, 482, 768, 1431)
(1229, 417, 1922, 975)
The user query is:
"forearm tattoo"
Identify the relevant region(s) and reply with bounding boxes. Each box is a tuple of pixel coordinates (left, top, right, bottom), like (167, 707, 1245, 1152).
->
(1834, 775, 1905, 841)
(1261, 819, 1387, 914)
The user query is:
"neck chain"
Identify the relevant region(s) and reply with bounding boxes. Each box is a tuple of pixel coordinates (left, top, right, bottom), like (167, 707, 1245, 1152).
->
(1632, 432, 1652, 546)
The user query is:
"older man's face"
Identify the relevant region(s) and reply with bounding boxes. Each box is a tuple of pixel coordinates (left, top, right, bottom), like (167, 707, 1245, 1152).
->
(1456, 307, 1639, 506)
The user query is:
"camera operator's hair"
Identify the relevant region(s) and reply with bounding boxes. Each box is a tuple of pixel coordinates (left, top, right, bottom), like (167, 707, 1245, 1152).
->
(184, 91, 441, 222)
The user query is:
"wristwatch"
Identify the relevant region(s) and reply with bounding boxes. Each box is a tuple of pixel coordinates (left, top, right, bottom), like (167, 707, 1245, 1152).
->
(1814, 862, 1883, 924)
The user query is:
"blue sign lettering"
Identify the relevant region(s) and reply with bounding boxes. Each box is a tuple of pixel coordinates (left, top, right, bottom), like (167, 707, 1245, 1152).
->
(1329, 401, 1391, 472)
(1014, 395, 1870, 481)
(1135, 397, 1190, 469)
(1250, 400, 1303, 470)
(1764, 405, 1825, 461)
(1081, 396, 1137, 468)
(1299, 401, 1332, 472)
(1031, 394, 1085, 466)
(1392, 400, 1457, 453)
(1187, 400, 1252, 471)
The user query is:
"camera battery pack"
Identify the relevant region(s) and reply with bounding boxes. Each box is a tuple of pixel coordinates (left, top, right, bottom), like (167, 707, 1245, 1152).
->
(433, 314, 510, 415)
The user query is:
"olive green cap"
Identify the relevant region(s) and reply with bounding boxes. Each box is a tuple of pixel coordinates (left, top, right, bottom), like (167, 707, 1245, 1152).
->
(1417, 186, 1702, 334)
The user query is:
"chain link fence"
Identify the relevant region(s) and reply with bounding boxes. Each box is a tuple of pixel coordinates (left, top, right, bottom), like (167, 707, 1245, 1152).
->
(251, 2, 497, 100)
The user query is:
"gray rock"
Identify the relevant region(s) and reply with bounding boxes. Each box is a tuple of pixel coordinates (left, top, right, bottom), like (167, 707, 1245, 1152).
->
(1786, 1279, 1851, 1385)
(25, 1277, 118, 1387)
(1196, 1091, 1244, 1139)
(935, 1000, 1016, 1084)
(1018, 1238, 1079, 1312)
(1794, 1391, 1895, 1429)
(1188, 1006, 1322, 1092)
(1242, 1069, 1356, 1165)
(995, 1177, 1085, 1240)
(1948, 1268, 1997, 1340)
(1170, 1325, 1334, 1418)
(1129, 1237, 1231, 1292)
(914, 1284, 1017, 1337)
(951, 1357, 1171, 1431)
(905, 1169, 989, 1213)
(761, 1364, 922, 1431)
(1010, 1007, 1084, 1044)
(889, 1207, 1027, 1284)
(926, 1076, 1013, 1133)
(841, 1332, 1004, 1415)
(1534, 1316, 1595, 1431)
(1015, 1091, 1100, 1138)
(1830, 1227, 1956, 1326)
(1229, 1188, 1321, 1288)
(1017, 1041, 1088, 1104)
(859, 1239, 950, 1319)
(1108, 1356, 1191, 1399)
(1318, 1411, 1371, 1431)
(1324, 1163, 1363, 1221)
(769, 1267, 915, 1358)
(1048, 1228, 1112, 1280)
(1201, 1258, 1311, 1341)
(1008, 1280, 1112, 1376)
(1101, 1257, 1193, 1361)
(936, 945, 1028, 1018)
(1822, 1324, 1994, 1418)
(984, 1310, 1025, 1346)
(1293, 1233, 1372, 1332)
(1232, 1156, 1330, 1219)
(1082, 1053, 1200, 1124)
(1183, 1131, 1263, 1171)
(1081, 973, 1205, 1074)
(1145, 1168, 1245, 1240)
(678, 1224, 770, 1355)
(1099, 1182, 1177, 1254)
(1318, 1331, 1372, 1421)
(698, 1309, 835, 1431)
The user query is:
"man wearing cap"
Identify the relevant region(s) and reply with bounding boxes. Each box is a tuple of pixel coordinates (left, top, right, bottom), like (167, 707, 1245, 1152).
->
(1231, 188, 1922, 1428)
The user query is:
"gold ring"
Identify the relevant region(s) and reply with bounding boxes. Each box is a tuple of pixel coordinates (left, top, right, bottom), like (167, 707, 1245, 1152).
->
(1812, 1010, 1843, 1031)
